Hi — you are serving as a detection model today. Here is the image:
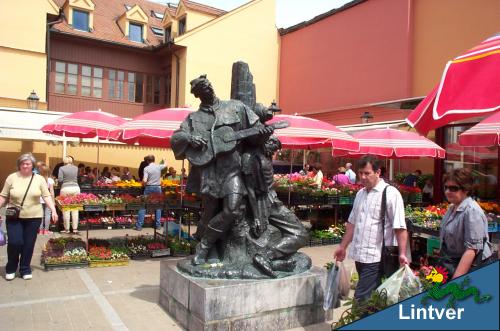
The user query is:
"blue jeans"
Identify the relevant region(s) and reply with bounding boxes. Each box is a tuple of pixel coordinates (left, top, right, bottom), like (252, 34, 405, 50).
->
(6, 218, 41, 276)
(136, 186, 162, 229)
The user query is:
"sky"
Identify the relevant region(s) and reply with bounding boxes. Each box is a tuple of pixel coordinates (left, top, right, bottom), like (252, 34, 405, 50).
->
(151, 0, 352, 28)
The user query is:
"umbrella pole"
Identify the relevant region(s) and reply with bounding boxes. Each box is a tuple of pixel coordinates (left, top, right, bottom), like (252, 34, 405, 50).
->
(62, 132, 67, 159)
(389, 159, 394, 181)
(96, 138, 100, 179)
(288, 149, 294, 205)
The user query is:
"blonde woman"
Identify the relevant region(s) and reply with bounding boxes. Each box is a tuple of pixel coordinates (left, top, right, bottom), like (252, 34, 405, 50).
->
(58, 156, 80, 234)
(39, 164, 55, 235)
(0, 153, 58, 280)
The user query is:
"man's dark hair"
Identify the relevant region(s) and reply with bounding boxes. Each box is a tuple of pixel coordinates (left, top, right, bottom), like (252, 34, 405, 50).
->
(78, 163, 85, 169)
(415, 170, 422, 175)
(313, 162, 322, 171)
(358, 155, 381, 172)
(148, 155, 155, 164)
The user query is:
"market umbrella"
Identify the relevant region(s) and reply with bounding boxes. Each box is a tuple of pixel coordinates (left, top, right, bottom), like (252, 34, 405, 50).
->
(112, 107, 195, 147)
(332, 128, 446, 159)
(332, 128, 445, 180)
(40, 109, 126, 169)
(406, 34, 500, 135)
(458, 110, 500, 147)
(41, 109, 126, 139)
(267, 114, 359, 204)
(267, 114, 360, 151)
(112, 107, 195, 240)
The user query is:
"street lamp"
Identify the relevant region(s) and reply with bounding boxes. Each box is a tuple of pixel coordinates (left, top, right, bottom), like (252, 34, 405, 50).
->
(360, 111, 373, 124)
(269, 100, 282, 115)
(27, 90, 39, 110)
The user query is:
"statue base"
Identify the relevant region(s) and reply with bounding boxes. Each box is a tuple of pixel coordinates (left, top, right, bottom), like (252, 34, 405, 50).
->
(159, 260, 332, 331)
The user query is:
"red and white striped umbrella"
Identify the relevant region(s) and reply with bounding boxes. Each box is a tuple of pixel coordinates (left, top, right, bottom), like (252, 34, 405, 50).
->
(113, 108, 195, 147)
(333, 128, 445, 158)
(445, 143, 496, 163)
(266, 114, 359, 151)
(41, 110, 126, 139)
(458, 111, 500, 147)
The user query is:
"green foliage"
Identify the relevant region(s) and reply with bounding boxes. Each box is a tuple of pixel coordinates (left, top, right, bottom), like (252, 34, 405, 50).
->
(333, 289, 390, 329)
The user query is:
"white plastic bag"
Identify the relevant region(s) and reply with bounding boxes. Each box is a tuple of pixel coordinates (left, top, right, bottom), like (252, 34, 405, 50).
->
(323, 264, 341, 310)
(338, 263, 350, 299)
(376, 265, 421, 305)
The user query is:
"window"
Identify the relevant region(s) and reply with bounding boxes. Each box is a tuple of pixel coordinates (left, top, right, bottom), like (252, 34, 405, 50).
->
(129, 23, 143, 42)
(109, 70, 124, 100)
(79, 65, 102, 98)
(164, 26, 171, 42)
(146, 76, 153, 103)
(109, 69, 116, 98)
(128, 72, 135, 102)
(151, 27, 164, 37)
(154, 76, 160, 104)
(178, 17, 186, 35)
(55, 61, 66, 93)
(82, 65, 92, 96)
(73, 9, 89, 32)
(93, 67, 103, 98)
(67, 63, 78, 95)
(135, 74, 143, 103)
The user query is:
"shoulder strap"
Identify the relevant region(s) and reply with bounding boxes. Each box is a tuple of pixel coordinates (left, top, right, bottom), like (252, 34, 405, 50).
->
(380, 185, 389, 249)
(20, 174, 35, 207)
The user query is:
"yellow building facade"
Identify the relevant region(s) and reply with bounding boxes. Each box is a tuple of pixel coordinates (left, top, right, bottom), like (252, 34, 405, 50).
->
(172, 0, 280, 108)
(0, 0, 59, 109)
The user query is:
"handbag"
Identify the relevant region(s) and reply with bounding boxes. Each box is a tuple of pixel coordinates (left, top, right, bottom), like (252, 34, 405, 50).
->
(380, 185, 400, 277)
(5, 174, 34, 222)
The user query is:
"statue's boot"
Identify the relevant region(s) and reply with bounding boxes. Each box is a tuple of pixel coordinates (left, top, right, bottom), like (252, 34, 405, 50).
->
(253, 254, 278, 278)
(271, 259, 296, 272)
(191, 219, 224, 266)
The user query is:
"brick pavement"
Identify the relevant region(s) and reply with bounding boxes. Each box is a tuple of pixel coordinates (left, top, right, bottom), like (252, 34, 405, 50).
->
(0, 228, 354, 331)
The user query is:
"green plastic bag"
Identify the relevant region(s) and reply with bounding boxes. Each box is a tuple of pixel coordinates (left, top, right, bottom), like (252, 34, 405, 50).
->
(376, 265, 422, 305)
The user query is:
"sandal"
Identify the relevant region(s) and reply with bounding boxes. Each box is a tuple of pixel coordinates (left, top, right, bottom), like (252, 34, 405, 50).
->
(61, 230, 70, 234)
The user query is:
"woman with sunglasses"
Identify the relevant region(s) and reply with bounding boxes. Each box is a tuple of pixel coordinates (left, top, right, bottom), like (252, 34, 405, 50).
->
(439, 168, 494, 279)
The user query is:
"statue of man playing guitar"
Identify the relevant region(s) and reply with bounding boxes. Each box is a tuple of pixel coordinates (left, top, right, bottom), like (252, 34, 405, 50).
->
(171, 75, 274, 265)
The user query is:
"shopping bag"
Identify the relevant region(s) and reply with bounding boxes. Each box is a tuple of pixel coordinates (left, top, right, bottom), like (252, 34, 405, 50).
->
(323, 263, 341, 310)
(0, 229, 6, 246)
(338, 262, 350, 299)
(376, 265, 421, 305)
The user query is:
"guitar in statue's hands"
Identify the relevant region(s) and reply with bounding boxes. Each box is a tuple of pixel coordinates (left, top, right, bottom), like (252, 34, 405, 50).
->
(186, 120, 289, 167)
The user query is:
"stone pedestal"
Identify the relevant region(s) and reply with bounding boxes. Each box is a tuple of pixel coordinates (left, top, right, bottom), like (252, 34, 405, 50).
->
(159, 260, 332, 331)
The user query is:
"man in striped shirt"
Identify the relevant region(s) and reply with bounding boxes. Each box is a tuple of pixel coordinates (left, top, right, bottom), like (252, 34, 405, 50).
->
(334, 155, 409, 302)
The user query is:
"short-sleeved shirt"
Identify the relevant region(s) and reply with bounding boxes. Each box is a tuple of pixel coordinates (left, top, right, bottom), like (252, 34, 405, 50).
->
(1, 172, 50, 218)
(143, 163, 167, 186)
(348, 179, 407, 263)
(440, 197, 492, 260)
(345, 169, 356, 184)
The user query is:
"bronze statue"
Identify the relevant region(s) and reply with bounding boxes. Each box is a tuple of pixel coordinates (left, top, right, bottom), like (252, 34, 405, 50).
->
(172, 72, 311, 279)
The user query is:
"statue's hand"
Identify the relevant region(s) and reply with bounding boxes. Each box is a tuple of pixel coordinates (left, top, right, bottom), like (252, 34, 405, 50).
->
(259, 126, 274, 136)
(190, 135, 207, 148)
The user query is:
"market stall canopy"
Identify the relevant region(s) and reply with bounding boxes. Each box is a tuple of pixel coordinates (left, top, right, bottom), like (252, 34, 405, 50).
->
(332, 128, 445, 159)
(458, 110, 500, 147)
(266, 114, 359, 151)
(112, 108, 195, 147)
(406, 34, 500, 135)
(41, 109, 126, 139)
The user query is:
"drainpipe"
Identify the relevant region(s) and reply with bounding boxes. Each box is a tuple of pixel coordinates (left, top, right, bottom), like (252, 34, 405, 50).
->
(46, 9, 65, 109)
(172, 52, 180, 107)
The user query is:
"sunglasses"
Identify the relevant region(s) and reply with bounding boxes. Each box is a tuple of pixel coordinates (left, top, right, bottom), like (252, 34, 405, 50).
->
(444, 185, 461, 192)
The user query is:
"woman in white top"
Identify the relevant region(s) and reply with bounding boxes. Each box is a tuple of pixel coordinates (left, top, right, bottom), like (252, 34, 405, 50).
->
(39, 164, 55, 235)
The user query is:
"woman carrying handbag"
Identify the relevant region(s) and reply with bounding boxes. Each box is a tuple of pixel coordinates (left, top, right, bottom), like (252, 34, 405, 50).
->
(0, 153, 58, 281)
